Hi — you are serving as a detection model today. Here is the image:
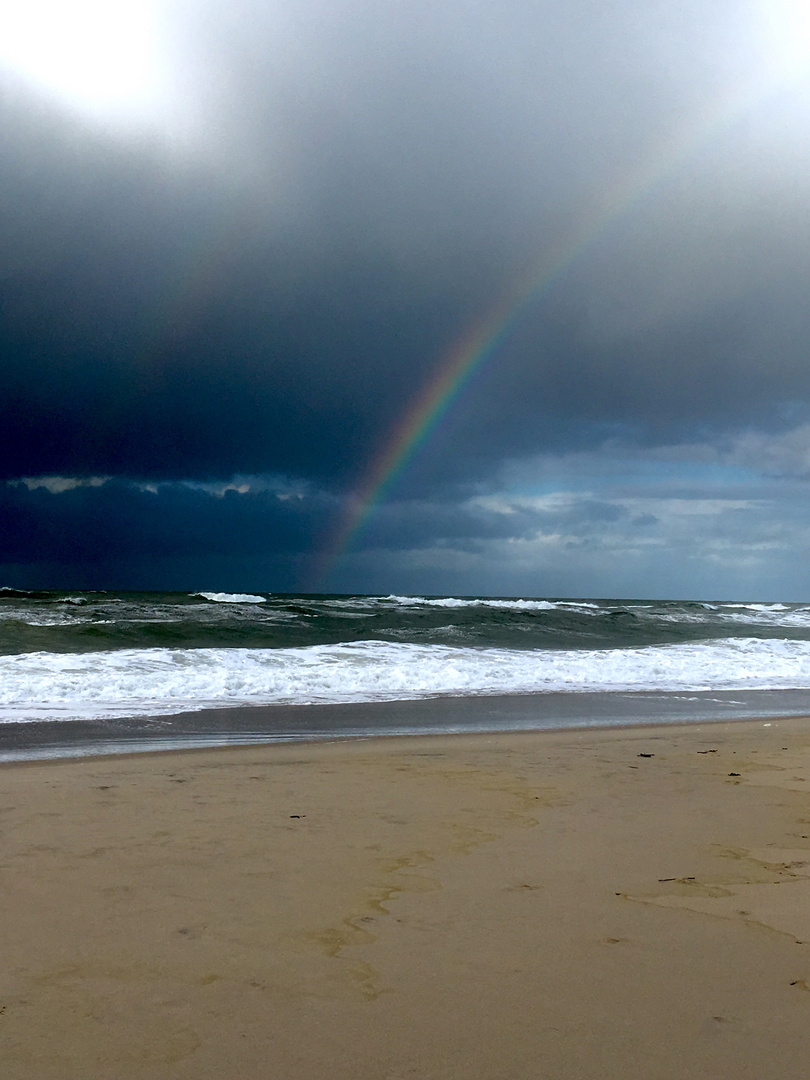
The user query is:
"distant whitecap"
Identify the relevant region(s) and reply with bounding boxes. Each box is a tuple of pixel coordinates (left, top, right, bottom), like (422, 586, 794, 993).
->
(193, 592, 267, 604)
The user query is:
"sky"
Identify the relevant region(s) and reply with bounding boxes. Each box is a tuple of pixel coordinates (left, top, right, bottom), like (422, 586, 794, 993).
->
(2, 0, 810, 599)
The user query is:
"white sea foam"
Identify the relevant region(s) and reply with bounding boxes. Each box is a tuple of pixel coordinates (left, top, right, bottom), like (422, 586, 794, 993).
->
(384, 595, 598, 611)
(709, 605, 810, 628)
(381, 596, 810, 625)
(2, 637, 810, 723)
(718, 603, 789, 611)
(194, 592, 267, 604)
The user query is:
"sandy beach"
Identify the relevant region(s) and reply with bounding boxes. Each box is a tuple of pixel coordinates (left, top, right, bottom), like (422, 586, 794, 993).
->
(2, 717, 810, 1078)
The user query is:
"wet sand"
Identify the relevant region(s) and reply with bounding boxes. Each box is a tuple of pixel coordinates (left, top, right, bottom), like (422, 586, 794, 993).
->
(2, 717, 810, 1078)
(7, 689, 810, 762)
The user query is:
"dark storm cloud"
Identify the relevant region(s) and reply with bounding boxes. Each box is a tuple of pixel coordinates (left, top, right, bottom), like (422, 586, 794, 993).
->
(0, 93, 509, 484)
(4, 0, 810, 591)
(0, 478, 334, 588)
(5, 0, 810, 491)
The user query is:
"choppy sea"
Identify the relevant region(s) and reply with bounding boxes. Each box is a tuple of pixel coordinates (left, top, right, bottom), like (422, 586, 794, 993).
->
(4, 588, 810, 760)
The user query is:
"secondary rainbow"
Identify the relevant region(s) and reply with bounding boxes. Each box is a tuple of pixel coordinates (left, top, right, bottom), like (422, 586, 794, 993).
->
(317, 77, 770, 585)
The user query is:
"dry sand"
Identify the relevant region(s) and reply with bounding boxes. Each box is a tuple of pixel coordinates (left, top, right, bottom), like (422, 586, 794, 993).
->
(2, 717, 810, 1078)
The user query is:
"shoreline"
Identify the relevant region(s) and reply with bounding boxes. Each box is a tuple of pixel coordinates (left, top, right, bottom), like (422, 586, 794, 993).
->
(2, 709, 807, 772)
(3, 717, 810, 1077)
(5, 685, 810, 762)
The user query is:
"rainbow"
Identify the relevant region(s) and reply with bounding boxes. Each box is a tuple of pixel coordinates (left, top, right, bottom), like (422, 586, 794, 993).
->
(317, 76, 770, 586)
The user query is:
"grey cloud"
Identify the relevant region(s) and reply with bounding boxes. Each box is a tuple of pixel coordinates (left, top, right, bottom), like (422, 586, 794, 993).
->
(611, 425, 810, 480)
(334, 478, 810, 598)
(725, 425, 810, 478)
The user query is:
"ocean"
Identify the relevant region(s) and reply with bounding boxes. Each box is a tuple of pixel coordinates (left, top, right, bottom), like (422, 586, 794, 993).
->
(3, 588, 810, 760)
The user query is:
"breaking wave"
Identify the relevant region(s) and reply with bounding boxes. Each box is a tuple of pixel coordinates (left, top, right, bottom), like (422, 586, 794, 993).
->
(2, 636, 810, 723)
